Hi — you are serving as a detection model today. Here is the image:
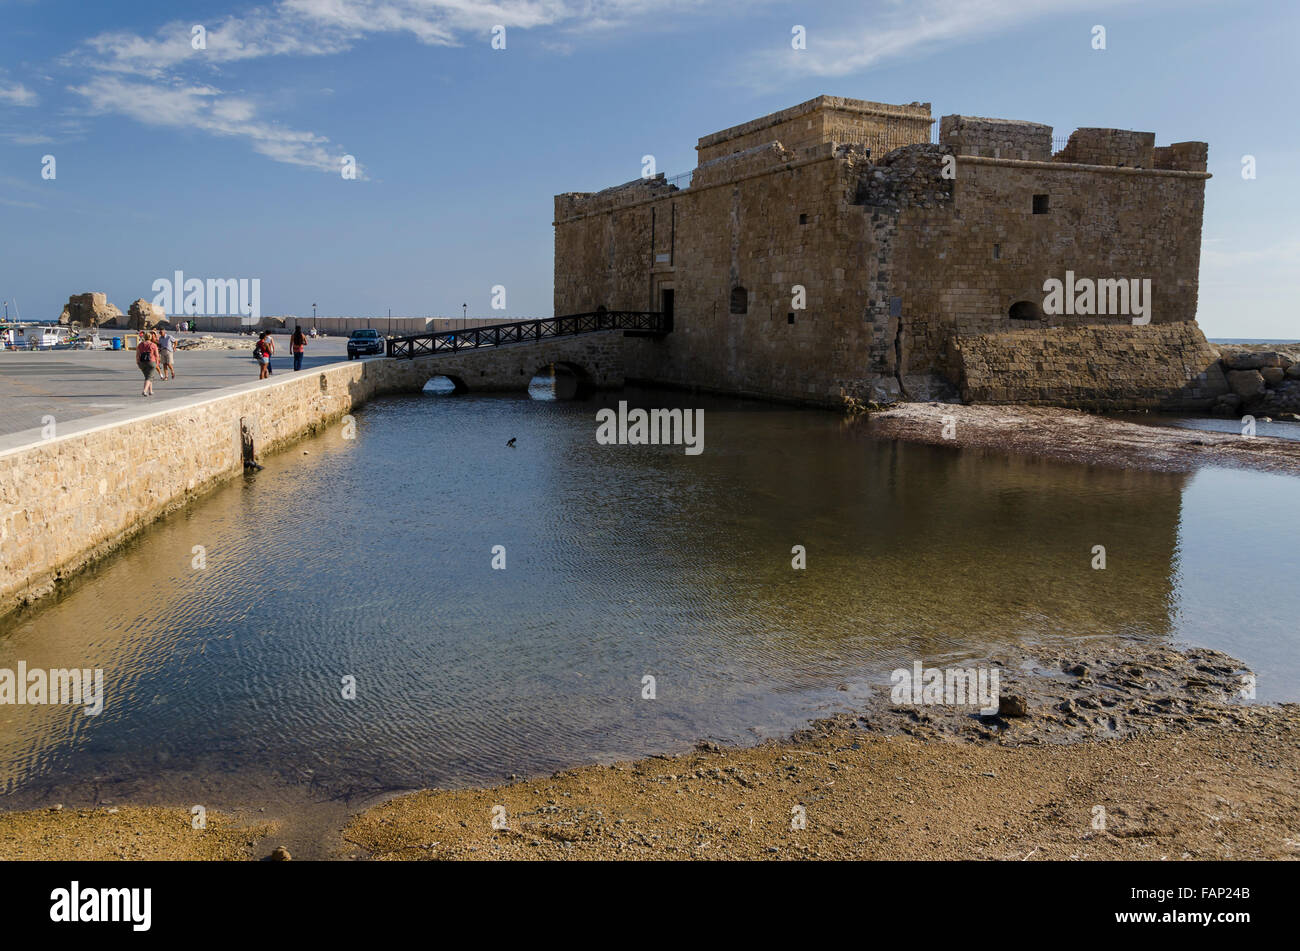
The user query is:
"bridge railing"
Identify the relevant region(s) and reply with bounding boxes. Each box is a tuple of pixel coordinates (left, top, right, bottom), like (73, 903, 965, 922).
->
(387, 310, 667, 359)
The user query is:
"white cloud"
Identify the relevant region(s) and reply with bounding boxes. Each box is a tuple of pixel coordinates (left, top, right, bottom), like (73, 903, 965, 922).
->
(71, 76, 357, 175)
(0, 83, 38, 107)
(62, 1, 718, 173)
(73, 1, 721, 75)
(2, 132, 55, 145)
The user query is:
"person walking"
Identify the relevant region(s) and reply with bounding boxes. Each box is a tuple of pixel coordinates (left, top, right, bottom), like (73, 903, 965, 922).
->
(254, 332, 272, 379)
(291, 325, 307, 371)
(136, 332, 159, 396)
(157, 326, 177, 380)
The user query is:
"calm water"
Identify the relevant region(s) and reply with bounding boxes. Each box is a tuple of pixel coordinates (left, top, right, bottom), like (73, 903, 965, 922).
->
(1, 386, 1297, 818)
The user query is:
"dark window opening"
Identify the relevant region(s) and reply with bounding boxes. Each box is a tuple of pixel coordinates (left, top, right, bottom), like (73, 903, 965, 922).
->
(993, 243, 1001, 260)
(1032, 194, 1050, 214)
(787, 313, 795, 324)
(660, 289, 674, 333)
(730, 286, 748, 315)
(1009, 300, 1043, 321)
(799, 213, 808, 225)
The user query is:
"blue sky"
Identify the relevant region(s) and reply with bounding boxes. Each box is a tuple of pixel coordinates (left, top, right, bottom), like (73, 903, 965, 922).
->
(0, 0, 1296, 338)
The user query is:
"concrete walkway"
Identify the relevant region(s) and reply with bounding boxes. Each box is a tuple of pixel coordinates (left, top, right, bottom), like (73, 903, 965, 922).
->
(0, 333, 363, 437)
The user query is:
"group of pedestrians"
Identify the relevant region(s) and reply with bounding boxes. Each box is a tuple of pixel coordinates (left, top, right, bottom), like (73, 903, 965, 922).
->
(253, 326, 309, 378)
(134, 328, 176, 397)
(134, 325, 310, 395)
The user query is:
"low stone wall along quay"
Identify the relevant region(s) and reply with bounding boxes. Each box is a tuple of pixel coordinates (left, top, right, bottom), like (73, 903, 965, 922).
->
(0, 333, 627, 618)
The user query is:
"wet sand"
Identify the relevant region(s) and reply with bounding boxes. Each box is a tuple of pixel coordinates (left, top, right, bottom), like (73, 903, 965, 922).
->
(339, 642, 1300, 860)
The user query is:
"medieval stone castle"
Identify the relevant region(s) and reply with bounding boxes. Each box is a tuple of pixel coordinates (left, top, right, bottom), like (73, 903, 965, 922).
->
(554, 95, 1230, 410)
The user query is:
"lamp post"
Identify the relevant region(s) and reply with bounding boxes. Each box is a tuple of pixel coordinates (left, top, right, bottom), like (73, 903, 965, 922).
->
(462, 303, 467, 332)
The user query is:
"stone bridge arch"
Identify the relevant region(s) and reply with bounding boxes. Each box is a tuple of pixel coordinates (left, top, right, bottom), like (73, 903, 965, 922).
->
(377, 331, 626, 395)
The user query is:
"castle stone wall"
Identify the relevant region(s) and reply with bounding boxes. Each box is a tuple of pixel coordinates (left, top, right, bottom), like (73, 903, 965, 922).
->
(882, 153, 1210, 388)
(950, 321, 1228, 409)
(939, 115, 1053, 160)
(697, 96, 932, 163)
(1054, 128, 1156, 168)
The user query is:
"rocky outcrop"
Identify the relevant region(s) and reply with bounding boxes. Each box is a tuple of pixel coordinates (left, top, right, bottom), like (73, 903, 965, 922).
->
(1211, 346, 1300, 418)
(1226, 369, 1266, 401)
(57, 292, 121, 329)
(127, 299, 166, 331)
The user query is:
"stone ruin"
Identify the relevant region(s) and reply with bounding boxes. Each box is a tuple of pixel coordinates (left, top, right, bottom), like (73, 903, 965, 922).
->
(58, 292, 121, 329)
(56, 292, 169, 330)
(127, 298, 166, 331)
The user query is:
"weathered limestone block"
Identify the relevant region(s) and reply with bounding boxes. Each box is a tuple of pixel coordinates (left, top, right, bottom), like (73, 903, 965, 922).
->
(1261, 367, 1286, 385)
(58, 292, 122, 328)
(127, 298, 166, 330)
(1227, 369, 1266, 401)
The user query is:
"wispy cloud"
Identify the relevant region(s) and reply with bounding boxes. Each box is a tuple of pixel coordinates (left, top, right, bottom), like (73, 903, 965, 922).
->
(0, 82, 38, 107)
(60, 1, 715, 174)
(71, 75, 355, 175)
(68, 1, 674, 77)
(1, 132, 55, 145)
(71, 1, 727, 75)
(741, 0, 1133, 86)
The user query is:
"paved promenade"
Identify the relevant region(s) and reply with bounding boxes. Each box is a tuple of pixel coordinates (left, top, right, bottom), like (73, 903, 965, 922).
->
(0, 333, 357, 437)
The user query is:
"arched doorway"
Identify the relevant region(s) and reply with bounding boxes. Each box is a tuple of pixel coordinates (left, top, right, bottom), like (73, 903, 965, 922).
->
(1008, 300, 1044, 322)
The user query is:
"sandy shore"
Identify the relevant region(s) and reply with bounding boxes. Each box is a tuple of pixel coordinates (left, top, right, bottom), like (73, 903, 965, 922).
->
(0, 805, 274, 861)
(339, 643, 1300, 860)
(867, 403, 1300, 475)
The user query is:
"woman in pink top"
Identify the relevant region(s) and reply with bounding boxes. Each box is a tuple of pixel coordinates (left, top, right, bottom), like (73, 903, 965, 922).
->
(136, 333, 160, 396)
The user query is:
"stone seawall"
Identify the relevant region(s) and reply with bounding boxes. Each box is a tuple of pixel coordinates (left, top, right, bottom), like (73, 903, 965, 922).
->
(949, 321, 1228, 409)
(0, 360, 375, 618)
(0, 333, 627, 618)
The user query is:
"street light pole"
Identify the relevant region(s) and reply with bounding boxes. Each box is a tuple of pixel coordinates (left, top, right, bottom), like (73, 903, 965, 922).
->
(462, 303, 467, 332)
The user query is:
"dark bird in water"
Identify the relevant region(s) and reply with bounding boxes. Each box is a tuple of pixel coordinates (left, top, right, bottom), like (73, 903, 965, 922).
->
(506, 438, 516, 448)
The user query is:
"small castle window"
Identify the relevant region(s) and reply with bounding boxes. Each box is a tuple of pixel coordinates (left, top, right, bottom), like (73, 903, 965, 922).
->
(730, 286, 748, 315)
(1032, 194, 1050, 214)
(1009, 300, 1043, 321)
(993, 243, 1001, 260)
(788, 313, 795, 324)
(799, 213, 808, 225)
